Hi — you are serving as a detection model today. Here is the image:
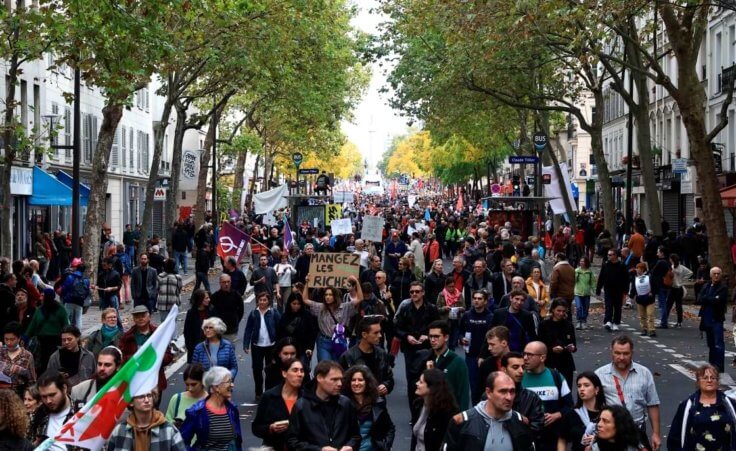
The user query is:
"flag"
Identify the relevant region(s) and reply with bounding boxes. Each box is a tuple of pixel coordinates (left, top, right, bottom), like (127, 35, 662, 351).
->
(456, 193, 464, 212)
(35, 305, 179, 451)
(216, 221, 251, 263)
(283, 216, 294, 250)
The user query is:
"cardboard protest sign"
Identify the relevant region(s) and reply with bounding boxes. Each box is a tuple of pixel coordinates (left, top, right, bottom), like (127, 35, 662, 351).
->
(309, 252, 360, 288)
(330, 218, 352, 236)
(361, 215, 384, 242)
(325, 203, 342, 225)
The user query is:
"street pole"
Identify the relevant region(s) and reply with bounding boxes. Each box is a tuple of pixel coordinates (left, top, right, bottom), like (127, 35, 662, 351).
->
(625, 50, 634, 235)
(211, 101, 218, 228)
(72, 67, 81, 258)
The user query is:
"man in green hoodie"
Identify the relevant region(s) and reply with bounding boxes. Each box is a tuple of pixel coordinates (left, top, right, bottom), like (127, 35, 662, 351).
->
(426, 320, 470, 410)
(442, 371, 535, 450)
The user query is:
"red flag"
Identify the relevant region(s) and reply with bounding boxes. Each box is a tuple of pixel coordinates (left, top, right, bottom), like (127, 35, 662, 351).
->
(456, 194, 464, 212)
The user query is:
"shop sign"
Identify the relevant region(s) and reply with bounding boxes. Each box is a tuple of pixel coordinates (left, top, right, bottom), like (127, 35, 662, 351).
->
(10, 166, 32, 195)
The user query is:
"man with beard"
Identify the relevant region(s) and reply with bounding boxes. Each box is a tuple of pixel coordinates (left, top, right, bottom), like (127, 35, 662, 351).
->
(210, 274, 244, 335)
(250, 254, 280, 301)
(223, 256, 247, 297)
(360, 255, 383, 294)
(295, 243, 314, 284)
(29, 372, 79, 448)
(131, 253, 158, 312)
(71, 346, 122, 407)
(501, 351, 544, 440)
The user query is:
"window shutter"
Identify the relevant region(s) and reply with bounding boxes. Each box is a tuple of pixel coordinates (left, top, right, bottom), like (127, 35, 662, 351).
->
(121, 126, 127, 169)
(129, 128, 135, 170)
(111, 126, 119, 170)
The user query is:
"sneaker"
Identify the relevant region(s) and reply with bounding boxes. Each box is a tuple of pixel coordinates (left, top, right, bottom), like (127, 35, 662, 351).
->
(576, 321, 583, 330)
(674, 322, 682, 328)
(656, 323, 669, 329)
(605, 322, 612, 331)
(611, 324, 620, 331)
(648, 331, 657, 338)
(640, 330, 648, 336)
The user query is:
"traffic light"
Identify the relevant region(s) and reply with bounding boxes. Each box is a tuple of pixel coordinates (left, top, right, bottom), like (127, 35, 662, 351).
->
(512, 175, 520, 196)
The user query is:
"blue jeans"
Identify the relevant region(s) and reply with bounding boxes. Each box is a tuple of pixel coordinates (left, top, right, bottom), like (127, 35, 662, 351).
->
(173, 251, 188, 274)
(575, 295, 590, 322)
(126, 245, 136, 263)
(194, 271, 210, 292)
(65, 303, 83, 327)
(100, 294, 119, 311)
(705, 321, 725, 372)
(657, 288, 670, 326)
(317, 335, 340, 362)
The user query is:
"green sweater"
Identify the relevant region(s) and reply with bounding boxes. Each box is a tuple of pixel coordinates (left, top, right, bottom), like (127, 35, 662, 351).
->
(433, 348, 470, 410)
(25, 304, 70, 338)
(574, 267, 597, 296)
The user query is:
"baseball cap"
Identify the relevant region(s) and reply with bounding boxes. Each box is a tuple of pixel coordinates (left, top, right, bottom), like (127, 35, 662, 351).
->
(131, 305, 150, 315)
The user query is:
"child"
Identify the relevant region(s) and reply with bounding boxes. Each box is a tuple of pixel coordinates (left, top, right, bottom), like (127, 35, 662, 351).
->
(633, 262, 655, 337)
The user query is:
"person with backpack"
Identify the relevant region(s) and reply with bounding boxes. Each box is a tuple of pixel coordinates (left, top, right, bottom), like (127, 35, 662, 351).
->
(521, 340, 574, 450)
(650, 246, 673, 329)
(113, 243, 132, 305)
(59, 259, 90, 327)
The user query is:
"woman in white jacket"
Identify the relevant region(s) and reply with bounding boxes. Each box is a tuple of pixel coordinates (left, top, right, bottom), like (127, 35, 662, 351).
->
(274, 252, 296, 312)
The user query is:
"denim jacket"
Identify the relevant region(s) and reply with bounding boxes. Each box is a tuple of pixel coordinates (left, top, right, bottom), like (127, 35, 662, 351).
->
(243, 307, 281, 349)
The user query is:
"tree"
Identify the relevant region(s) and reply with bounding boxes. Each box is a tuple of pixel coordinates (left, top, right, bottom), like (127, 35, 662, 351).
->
(57, 0, 179, 279)
(0, 0, 62, 257)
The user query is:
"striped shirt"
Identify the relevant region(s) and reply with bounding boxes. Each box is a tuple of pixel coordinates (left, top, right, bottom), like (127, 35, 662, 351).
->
(205, 406, 234, 450)
(595, 362, 660, 425)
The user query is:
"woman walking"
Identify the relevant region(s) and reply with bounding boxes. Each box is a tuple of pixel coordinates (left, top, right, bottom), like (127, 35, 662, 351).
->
(574, 256, 596, 330)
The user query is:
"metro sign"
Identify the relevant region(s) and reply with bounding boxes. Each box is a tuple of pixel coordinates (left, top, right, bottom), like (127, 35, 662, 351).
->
(154, 187, 167, 201)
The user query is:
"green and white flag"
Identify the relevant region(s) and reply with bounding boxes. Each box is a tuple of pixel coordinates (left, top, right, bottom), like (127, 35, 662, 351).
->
(35, 305, 179, 451)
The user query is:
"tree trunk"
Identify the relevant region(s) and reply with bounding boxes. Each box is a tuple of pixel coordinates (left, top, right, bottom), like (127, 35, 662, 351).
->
(82, 103, 124, 283)
(139, 98, 172, 244)
(194, 120, 214, 228)
(166, 104, 187, 226)
(588, 89, 616, 235)
(232, 147, 248, 213)
(262, 149, 272, 192)
(248, 153, 261, 206)
(0, 57, 19, 258)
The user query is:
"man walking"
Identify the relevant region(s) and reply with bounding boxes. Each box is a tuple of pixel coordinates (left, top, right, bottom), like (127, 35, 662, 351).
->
(92, 257, 121, 311)
(210, 274, 245, 335)
(107, 389, 186, 450)
(29, 372, 78, 447)
(595, 335, 661, 451)
(250, 254, 279, 301)
(71, 346, 122, 408)
(340, 316, 394, 396)
(131, 253, 158, 312)
(426, 320, 470, 410)
(459, 290, 494, 404)
(596, 249, 629, 331)
(286, 360, 361, 450)
(521, 341, 573, 450)
(550, 253, 575, 306)
(491, 289, 537, 352)
(697, 266, 728, 372)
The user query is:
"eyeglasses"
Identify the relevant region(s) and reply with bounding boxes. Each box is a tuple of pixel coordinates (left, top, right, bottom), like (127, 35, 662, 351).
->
(133, 393, 154, 400)
(409, 290, 422, 294)
(203, 326, 214, 329)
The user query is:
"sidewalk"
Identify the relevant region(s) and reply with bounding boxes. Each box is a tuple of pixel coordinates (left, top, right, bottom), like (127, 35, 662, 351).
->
(80, 260, 197, 338)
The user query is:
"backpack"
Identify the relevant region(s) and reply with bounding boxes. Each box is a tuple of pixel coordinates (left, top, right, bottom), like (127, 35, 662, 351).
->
(663, 268, 674, 287)
(69, 274, 90, 304)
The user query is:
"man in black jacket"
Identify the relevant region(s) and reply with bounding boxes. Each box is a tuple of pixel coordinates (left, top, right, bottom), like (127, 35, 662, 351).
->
(340, 316, 394, 395)
(490, 290, 537, 352)
(210, 274, 244, 335)
(698, 266, 728, 372)
(171, 222, 191, 275)
(442, 371, 535, 451)
(423, 258, 446, 307)
(596, 249, 630, 331)
(500, 351, 544, 438)
(193, 243, 211, 292)
(286, 360, 360, 450)
(491, 258, 517, 304)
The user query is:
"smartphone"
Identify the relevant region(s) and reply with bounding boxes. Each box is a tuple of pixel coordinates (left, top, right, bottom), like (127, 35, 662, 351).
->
(274, 420, 289, 427)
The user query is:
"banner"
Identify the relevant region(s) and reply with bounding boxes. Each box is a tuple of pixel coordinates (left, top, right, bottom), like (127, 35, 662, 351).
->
(36, 305, 179, 451)
(361, 215, 384, 242)
(333, 191, 354, 204)
(330, 218, 352, 236)
(253, 184, 289, 214)
(216, 222, 251, 263)
(543, 163, 577, 215)
(296, 205, 325, 232)
(308, 252, 360, 288)
(180, 149, 200, 190)
(325, 203, 343, 226)
(283, 217, 294, 250)
(408, 195, 417, 208)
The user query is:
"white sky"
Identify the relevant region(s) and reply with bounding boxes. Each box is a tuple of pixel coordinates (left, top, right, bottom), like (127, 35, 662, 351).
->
(342, 0, 409, 170)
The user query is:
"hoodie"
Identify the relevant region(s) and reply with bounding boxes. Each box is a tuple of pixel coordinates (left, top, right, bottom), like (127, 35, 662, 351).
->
(474, 401, 514, 451)
(130, 409, 167, 451)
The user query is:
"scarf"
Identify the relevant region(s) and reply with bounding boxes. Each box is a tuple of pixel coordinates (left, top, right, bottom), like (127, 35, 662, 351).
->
(442, 288, 461, 307)
(100, 324, 120, 344)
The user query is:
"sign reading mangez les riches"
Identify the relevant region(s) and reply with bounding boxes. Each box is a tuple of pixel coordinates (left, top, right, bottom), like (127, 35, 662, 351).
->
(308, 252, 360, 288)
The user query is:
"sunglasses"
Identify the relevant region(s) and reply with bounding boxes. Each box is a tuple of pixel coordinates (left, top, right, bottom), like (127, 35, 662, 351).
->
(409, 290, 422, 294)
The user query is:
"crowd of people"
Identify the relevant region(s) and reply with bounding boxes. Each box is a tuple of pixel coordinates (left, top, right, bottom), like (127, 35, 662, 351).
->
(0, 194, 732, 450)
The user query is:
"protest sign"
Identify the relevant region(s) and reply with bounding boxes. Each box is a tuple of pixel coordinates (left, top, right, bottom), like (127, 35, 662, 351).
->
(330, 218, 352, 236)
(325, 203, 343, 225)
(361, 215, 384, 242)
(309, 252, 361, 288)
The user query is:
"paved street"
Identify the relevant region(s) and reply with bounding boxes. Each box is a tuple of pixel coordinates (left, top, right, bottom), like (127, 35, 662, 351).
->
(140, 258, 736, 451)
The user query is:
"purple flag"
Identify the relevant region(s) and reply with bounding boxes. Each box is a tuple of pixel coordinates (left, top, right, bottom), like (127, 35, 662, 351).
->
(216, 222, 251, 263)
(283, 217, 294, 250)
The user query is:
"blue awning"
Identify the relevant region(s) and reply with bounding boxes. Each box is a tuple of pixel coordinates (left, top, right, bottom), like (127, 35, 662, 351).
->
(28, 167, 89, 206)
(56, 170, 90, 205)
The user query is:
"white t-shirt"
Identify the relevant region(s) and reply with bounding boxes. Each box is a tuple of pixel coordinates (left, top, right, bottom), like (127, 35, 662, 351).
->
(635, 275, 651, 296)
(47, 405, 71, 451)
(256, 310, 274, 347)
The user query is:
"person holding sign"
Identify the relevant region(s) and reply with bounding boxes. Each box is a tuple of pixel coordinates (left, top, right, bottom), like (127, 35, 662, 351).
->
(303, 275, 363, 362)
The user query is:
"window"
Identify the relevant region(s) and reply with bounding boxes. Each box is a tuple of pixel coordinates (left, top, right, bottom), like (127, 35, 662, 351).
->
(129, 128, 135, 170)
(50, 102, 59, 148)
(110, 126, 119, 170)
(64, 107, 72, 162)
(82, 113, 90, 163)
(121, 125, 127, 169)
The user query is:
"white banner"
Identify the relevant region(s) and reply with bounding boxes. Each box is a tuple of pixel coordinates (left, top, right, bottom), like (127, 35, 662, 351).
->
(543, 162, 577, 214)
(333, 191, 355, 203)
(330, 218, 353, 236)
(361, 215, 384, 242)
(408, 195, 417, 208)
(254, 184, 289, 214)
(10, 166, 32, 195)
(180, 149, 200, 191)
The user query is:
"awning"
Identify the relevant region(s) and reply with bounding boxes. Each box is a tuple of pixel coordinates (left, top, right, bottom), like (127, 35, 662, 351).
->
(56, 170, 90, 205)
(720, 184, 736, 208)
(28, 167, 88, 206)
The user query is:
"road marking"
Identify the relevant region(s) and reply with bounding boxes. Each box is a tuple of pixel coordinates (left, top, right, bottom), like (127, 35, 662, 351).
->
(654, 344, 666, 348)
(669, 364, 695, 380)
(663, 349, 676, 353)
(672, 354, 685, 358)
(245, 293, 255, 304)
